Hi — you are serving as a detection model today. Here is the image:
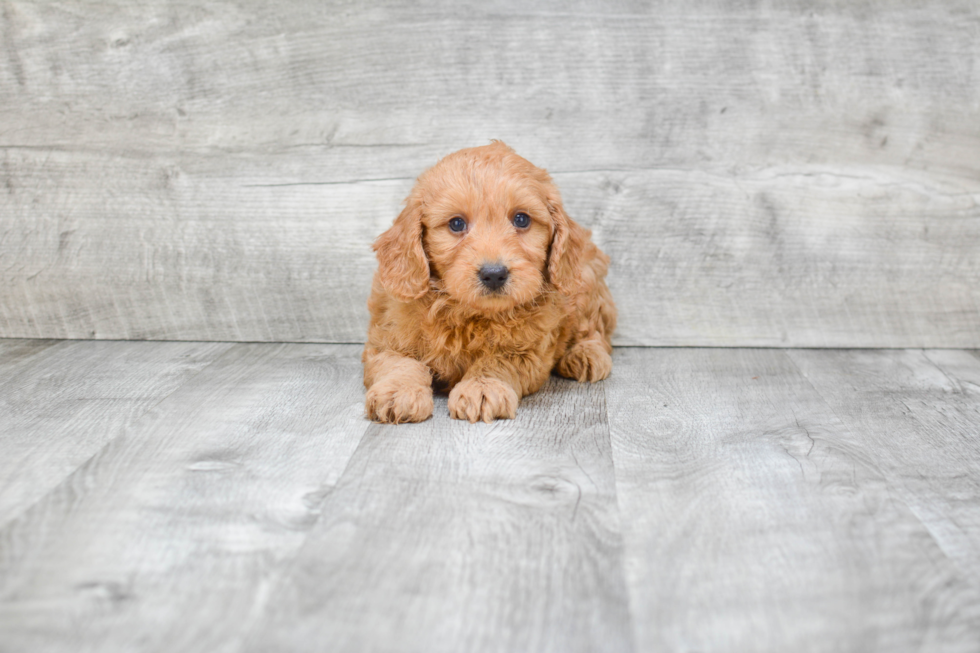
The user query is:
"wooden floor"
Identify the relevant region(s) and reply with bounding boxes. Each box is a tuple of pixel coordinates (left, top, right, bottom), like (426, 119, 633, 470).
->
(1, 339, 978, 652)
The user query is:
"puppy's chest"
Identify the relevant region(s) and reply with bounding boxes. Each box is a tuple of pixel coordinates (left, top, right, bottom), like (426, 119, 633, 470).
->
(420, 312, 563, 385)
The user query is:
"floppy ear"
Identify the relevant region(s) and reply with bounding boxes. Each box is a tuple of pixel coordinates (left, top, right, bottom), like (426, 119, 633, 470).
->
(546, 188, 588, 296)
(373, 194, 430, 301)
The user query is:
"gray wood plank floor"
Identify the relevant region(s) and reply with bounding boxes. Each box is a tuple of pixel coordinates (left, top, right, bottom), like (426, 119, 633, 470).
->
(1, 341, 979, 652)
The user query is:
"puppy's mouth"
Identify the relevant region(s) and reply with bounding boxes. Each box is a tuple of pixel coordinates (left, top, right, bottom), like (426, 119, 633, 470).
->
(477, 282, 511, 299)
(480, 287, 510, 299)
(472, 289, 516, 313)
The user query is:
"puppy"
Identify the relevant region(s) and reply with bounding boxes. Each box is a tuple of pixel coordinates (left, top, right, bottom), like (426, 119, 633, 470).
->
(363, 141, 616, 423)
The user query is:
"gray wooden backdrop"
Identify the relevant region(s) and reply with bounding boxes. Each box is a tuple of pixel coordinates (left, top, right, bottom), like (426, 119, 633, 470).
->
(1, 1, 978, 347)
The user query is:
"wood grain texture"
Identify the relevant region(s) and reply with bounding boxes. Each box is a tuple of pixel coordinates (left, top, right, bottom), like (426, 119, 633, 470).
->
(245, 377, 633, 653)
(0, 339, 60, 366)
(0, 343, 369, 653)
(2, 1, 979, 346)
(0, 341, 979, 651)
(0, 148, 404, 342)
(573, 166, 979, 346)
(788, 349, 980, 589)
(606, 348, 980, 653)
(0, 339, 231, 527)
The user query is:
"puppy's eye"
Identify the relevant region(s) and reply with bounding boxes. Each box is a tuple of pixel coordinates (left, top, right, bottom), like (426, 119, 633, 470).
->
(512, 212, 531, 229)
(448, 216, 467, 232)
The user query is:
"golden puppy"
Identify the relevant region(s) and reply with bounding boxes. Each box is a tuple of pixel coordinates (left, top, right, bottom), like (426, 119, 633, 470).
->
(363, 141, 616, 423)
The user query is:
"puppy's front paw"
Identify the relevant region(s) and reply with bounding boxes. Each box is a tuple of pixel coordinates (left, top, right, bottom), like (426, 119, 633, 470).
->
(365, 381, 433, 424)
(557, 339, 612, 383)
(448, 377, 519, 423)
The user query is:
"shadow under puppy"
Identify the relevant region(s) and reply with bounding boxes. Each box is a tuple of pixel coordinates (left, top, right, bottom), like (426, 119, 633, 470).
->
(363, 142, 617, 423)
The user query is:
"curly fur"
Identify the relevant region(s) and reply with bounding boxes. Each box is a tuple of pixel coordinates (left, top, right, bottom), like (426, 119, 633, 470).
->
(363, 141, 617, 423)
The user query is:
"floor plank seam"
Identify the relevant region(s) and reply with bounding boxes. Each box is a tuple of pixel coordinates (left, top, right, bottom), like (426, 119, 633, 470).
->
(0, 342, 238, 531)
(599, 377, 641, 653)
(234, 419, 378, 651)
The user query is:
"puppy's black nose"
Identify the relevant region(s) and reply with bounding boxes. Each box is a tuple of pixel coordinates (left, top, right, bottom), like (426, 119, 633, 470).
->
(478, 264, 509, 291)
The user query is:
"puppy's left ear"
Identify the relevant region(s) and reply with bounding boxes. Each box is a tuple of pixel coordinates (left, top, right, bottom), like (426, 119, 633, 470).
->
(545, 186, 589, 296)
(373, 193, 430, 301)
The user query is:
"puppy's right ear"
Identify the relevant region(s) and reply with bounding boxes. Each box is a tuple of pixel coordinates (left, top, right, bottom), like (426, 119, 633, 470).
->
(373, 194, 430, 301)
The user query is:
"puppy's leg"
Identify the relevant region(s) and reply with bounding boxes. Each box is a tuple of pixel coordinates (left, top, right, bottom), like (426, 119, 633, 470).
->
(557, 274, 616, 383)
(449, 376, 519, 424)
(556, 335, 613, 383)
(448, 356, 548, 423)
(363, 349, 434, 423)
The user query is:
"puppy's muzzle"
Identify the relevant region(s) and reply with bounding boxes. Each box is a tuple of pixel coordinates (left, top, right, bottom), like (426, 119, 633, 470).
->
(478, 264, 509, 292)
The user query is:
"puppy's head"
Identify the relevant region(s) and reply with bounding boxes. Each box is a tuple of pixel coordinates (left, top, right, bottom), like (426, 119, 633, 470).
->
(374, 141, 583, 311)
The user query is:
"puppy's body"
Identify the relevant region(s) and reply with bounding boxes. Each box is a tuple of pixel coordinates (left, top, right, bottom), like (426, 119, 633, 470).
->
(364, 142, 616, 423)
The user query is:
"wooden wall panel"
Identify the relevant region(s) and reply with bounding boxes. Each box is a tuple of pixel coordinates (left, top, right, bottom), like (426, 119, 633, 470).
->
(1, 1, 978, 345)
